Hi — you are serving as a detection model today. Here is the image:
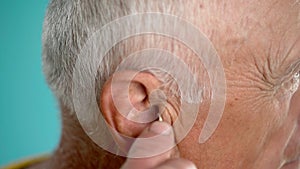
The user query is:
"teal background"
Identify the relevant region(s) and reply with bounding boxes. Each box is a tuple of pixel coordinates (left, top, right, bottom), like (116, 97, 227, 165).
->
(0, 0, 61, 166)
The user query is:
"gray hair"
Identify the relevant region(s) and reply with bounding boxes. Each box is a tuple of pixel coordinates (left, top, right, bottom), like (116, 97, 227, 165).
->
(42, 0, 206, 113)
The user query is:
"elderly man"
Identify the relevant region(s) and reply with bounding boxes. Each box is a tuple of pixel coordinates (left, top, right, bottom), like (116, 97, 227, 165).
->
(19, 0, 300, 169)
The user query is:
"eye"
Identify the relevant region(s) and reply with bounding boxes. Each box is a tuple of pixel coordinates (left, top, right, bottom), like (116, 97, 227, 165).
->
(294, 71, 299, 79)
(290, 71, 300, 93)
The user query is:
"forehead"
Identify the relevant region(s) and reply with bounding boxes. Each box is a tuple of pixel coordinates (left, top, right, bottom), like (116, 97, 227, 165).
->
(203, 0, 300, 75)
(251, 0, 300, 68)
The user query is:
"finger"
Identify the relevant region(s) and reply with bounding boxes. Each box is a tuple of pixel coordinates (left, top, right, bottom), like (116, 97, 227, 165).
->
(121, 121, 177, 169)
(154, 158, 198, 169)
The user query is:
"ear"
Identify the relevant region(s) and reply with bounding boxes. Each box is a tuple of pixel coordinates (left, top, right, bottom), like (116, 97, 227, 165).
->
(100, 70, 162, 138)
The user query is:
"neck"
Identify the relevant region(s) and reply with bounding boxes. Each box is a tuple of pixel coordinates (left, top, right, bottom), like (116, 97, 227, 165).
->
(29, 104, 125, 169)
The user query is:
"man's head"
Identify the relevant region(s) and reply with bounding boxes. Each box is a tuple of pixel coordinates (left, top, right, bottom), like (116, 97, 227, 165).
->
(42, 0, 300, 168)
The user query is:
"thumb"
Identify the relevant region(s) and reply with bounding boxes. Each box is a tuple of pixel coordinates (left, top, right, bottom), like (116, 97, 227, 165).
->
(121, 121, 178, 169)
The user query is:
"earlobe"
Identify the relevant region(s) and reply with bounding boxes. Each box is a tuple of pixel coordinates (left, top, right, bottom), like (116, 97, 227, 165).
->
(100, 70, 162, 138)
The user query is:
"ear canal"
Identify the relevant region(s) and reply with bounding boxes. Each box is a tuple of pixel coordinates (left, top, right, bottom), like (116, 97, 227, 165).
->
(100, 70, 162, 138)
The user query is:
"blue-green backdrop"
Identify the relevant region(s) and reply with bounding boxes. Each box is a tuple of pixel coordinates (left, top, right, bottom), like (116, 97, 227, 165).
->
(0, 0, 61, 166)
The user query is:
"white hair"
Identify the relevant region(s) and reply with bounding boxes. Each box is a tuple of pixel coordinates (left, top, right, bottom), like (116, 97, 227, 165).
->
(42, 0, 208, 113)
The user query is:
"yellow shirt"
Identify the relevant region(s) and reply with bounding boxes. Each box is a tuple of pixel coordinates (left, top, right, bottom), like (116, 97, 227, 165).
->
(2, 155, 49, 169)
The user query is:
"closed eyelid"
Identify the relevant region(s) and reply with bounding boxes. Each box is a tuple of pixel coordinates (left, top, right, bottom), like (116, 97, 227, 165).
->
(280, 59, 300, 82)
(277, 60, 300, 94)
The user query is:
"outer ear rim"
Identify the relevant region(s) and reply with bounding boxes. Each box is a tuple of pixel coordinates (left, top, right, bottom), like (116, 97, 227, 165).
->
(100, 70, 162, 138)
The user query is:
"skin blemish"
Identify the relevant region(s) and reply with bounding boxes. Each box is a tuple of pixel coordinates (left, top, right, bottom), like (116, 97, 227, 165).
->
(199, 4, 204, 9)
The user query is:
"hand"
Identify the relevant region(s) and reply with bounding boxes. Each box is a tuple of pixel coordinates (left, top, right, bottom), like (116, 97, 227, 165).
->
(121, 121, 197, 169)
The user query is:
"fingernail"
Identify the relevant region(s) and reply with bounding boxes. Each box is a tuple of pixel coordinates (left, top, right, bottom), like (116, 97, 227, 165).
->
(149, 121, 172, 135)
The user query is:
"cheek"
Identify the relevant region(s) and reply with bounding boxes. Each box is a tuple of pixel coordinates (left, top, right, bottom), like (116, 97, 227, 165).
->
(177, 88, 282, 168)
(177, 71, 300, 168)
(204, 86, 295, 166)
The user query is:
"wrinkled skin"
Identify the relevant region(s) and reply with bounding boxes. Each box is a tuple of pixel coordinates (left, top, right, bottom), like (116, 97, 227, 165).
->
(31, 0, 300, 169)
(176, 0, 300, 168)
